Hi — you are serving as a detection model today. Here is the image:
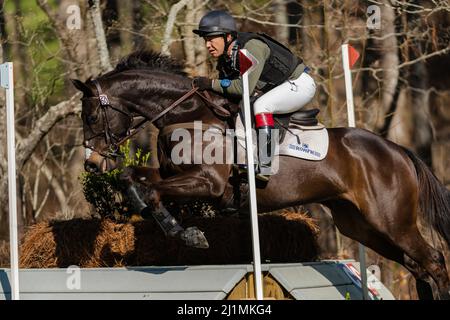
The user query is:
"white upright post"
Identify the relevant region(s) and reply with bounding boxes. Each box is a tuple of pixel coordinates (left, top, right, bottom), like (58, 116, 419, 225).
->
(240, 49, 264, 300)
(341, 44, 369, 300)
(342, 44, 356, 128)
(1, 62, 20, 300)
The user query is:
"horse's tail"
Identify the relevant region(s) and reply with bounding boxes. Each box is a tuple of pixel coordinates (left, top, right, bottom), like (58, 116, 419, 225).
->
(402, 147, 450, 247)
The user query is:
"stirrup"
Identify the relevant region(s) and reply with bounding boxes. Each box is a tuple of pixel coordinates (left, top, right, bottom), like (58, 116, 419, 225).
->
(233, 164, 269, 182)
(255, 173, 269, 182)
(257, 165, 271, 182)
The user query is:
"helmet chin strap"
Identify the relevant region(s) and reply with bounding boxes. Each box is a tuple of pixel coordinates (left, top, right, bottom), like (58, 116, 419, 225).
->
(222, 33, 236, 58)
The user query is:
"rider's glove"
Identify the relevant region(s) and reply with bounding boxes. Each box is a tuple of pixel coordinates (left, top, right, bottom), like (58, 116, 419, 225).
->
(193, 76, 212, 91)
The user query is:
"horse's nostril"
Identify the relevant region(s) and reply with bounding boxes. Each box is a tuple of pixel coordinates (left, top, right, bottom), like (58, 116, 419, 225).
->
(84, 161, 99, 173)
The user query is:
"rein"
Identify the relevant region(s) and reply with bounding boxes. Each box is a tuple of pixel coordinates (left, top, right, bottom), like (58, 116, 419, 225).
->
(84, 79, 230, 158)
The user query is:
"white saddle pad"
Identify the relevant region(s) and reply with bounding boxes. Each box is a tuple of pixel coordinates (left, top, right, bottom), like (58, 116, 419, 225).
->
(235, 114, 329, 164)
(277, 125, 329, 160)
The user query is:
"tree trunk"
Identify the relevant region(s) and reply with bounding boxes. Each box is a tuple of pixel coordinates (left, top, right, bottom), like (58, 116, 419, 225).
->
(411, 61, 432, 161)
(132, 1, 145, 50)
(273, 0, 289, 44)
(287, 1, 302, 45)
(300, 1, 314, 62)
(375, 1, 399, 132)
(36, 0, 84, 78)
(161, 0, 192, 56)
(11, 0, 28, 110)
(322, 1, 334, 126)
(182, 0, 207, 75)
(0, 0, 9, 58)
(88, 0, 113, 73)
(57, 0, 92, 79)
(432, 142, 450, 187)
(117, 1, 133, 54)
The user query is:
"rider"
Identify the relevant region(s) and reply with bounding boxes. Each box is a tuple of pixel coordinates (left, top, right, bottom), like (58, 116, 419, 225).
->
(192, 10, 316, 181)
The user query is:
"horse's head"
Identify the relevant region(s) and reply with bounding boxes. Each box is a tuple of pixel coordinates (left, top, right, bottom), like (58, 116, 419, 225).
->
(72, 50, 234, 174)
(71, 78, 133, 173)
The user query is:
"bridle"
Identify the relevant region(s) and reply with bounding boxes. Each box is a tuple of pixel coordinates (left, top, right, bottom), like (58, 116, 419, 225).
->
(83, 79, 231, 160)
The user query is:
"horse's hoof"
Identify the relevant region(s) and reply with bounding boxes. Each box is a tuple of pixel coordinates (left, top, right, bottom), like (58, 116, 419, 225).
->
(179, 227, 209, 249)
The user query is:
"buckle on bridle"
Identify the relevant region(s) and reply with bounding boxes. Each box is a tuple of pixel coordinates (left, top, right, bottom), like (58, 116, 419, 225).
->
(99, 94, 110, 106)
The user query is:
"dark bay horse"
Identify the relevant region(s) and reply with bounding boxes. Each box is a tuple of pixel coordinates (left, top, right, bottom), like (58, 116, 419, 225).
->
(72, 51, 450, 299)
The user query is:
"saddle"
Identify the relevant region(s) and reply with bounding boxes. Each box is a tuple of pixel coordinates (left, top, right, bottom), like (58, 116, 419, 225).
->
(289, 108, 320, 127)
(238, 96, 321, 143)
(274, 108, 320, 139)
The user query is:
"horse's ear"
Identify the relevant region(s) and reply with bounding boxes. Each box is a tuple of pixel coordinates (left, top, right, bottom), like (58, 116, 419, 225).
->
(71, 79, 91, 96)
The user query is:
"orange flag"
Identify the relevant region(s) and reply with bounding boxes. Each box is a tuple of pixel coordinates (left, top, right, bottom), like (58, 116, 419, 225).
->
(348, 44, 360, 68)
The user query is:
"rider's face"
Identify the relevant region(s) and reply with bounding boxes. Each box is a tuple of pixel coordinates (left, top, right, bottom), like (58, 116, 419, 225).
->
(204, 34, 232, 58)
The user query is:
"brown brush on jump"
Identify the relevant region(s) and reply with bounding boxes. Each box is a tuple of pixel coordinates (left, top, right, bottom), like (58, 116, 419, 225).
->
(19, 211, 319, 268)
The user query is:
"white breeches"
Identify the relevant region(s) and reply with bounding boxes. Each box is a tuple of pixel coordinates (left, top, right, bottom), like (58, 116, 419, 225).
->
(253, 72, 316, 115)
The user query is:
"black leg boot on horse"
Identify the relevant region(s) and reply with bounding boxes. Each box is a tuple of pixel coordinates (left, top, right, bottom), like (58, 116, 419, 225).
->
(123, 174, 209, 249)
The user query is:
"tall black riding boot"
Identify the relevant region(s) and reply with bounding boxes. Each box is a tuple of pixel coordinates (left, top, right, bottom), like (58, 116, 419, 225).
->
(255, 113, 275, 181)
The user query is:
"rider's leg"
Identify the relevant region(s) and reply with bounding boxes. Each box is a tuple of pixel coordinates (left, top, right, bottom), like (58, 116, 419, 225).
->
(255, 113, 275, 177)
(253, 72, 316, 178)
(254, 72, 316, 115)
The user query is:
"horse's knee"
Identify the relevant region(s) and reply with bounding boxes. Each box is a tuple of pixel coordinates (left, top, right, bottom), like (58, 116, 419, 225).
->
(404, 254, 428, 279)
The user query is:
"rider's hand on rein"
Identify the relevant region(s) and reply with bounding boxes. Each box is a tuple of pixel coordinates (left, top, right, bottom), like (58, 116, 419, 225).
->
(193, 77, 212, 91)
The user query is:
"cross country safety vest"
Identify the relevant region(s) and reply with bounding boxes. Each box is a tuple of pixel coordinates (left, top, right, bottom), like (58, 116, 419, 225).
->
(217, 32, 303, 92)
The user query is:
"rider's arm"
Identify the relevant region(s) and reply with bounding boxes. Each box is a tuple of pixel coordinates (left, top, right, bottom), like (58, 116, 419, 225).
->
(211, 39, 270, 97)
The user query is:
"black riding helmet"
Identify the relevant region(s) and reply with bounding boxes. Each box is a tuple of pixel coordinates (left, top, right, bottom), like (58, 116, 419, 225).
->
(193, 10, 238, 57)
(193, 10, 237, 37)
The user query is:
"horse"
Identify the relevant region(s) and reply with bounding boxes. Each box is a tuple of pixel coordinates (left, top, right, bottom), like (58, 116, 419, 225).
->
(71, 51, 450, 300)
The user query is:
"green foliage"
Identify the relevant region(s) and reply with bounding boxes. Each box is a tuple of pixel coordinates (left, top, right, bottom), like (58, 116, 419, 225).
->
(80, 141, 150, 219)
(80, 168, 125, 219)
(121, 141, 151, 168)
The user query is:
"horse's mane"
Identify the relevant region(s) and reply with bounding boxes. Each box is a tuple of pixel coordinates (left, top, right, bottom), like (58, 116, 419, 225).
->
(104, 50, 187, 77)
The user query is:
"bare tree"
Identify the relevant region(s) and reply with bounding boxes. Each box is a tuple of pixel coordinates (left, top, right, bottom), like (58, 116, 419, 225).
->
(117, 1, 134, 54)
(161, 0, 193, 56)
(273, 0, 289, 44)
(88, 0, 112, 72)
(183, 0, 208, 75)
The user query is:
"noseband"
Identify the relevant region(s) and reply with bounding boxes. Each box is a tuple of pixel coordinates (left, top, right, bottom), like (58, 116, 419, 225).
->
(83, 79, 230, 160)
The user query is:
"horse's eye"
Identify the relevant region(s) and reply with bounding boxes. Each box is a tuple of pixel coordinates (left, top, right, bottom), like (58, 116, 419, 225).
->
(87, 114, 98, 125)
